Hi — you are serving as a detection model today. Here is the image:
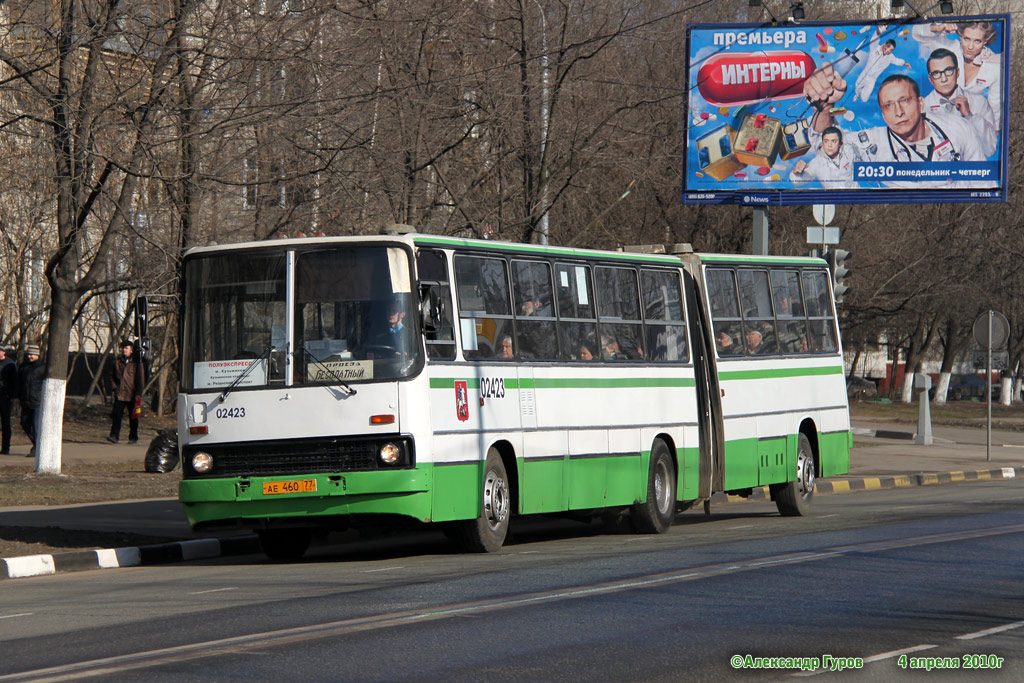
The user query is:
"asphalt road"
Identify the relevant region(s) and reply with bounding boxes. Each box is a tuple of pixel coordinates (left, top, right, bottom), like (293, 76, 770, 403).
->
(1, 480, 1022, 682)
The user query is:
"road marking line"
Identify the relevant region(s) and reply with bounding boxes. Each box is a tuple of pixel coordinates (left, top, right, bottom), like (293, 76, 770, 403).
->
(862, 644, 937, 663)
(10, 524, 1024, 682)
(817, 514, 838, 518)
(955, 620, 1024, 640)
(0, 613, 33, 620)
(727, 525, 753, 529)
(188, 588, 238, 595)
(793, 644, 936, 676)
(362, 566, 404, 573)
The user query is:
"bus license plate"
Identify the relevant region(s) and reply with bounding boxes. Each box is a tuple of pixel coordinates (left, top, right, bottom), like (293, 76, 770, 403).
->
(263, 479, 317, 495)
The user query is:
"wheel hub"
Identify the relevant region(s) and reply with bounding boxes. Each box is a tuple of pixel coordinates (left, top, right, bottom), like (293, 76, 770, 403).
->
(483, 469, 509, 530)
(797, 450, 815, 497)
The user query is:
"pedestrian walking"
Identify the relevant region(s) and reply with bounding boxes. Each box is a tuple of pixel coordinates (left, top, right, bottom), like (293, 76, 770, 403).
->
(18, 344, 44, 457)
(0, 347, 17, 454)
(108, 339, 144, 444)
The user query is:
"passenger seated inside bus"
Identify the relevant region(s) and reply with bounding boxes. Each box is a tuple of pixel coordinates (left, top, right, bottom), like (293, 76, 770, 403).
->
(756, 322, 777, 354)
(578, 342, 596, 361)
(601, 335, 626, 361)
(716, 328, 739, 355)
(499, 335, 514, 359)
(744, 328, 764, 354)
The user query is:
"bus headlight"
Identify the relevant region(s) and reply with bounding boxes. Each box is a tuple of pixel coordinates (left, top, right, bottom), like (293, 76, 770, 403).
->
(378, 442, 401, 466)
(192, 452, 214, 473)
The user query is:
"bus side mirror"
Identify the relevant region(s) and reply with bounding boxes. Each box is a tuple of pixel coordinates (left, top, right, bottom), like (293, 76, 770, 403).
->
(419, 285, 444, 333)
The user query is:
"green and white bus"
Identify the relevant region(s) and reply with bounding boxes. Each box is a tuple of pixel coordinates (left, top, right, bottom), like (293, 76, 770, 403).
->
(177, 233, 850, 558)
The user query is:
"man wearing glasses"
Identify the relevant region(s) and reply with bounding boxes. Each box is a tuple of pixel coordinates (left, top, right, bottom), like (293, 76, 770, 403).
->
(922, 48, 997, 158)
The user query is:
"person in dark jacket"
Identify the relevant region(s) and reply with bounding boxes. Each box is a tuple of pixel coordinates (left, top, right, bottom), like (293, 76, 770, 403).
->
(0, 348, 17, 454)
(18, 344, 44, 457)
(108, 339, 144, 444)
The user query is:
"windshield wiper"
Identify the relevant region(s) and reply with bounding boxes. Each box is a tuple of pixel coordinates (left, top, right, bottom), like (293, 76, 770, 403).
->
(219, 344, 274, 402)
(302, 347, 357, 396)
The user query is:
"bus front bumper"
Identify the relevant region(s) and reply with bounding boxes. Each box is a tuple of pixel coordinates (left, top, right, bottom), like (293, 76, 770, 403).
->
(178, 469, 432, 530)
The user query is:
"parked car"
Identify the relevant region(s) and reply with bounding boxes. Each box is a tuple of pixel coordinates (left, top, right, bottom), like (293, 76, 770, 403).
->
(946, 374, 986, 400)
(846, 376, 878, 399)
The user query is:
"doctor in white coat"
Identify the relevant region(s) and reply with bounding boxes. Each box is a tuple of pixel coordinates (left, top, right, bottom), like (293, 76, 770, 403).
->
(912, 21, 1002, 133)
(789, 126, 861, 189)
(803, 69, 987, 190)
(922, 48, 997, 158)
(853, 27, 910, 103)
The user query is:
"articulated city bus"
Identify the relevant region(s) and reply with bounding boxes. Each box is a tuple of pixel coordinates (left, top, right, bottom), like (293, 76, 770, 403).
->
(177, 233, 850, 559)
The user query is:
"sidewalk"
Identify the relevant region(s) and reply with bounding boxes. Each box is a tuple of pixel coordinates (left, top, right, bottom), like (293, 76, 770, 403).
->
(2, 418, 1022, 579)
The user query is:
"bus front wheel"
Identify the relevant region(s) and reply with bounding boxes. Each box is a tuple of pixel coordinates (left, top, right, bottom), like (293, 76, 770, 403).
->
(258, 529, 311, 561)
(631, 440, 676, 534)
(455, 449, 510, 552)
(774, 433, 815, 516)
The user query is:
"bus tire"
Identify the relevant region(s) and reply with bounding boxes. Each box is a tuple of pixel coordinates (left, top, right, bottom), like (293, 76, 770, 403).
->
(258, 529, 311, 561)
(775, 433, 815, 516)
(455, 449, 510, 552)
(631, 440, 676, 534)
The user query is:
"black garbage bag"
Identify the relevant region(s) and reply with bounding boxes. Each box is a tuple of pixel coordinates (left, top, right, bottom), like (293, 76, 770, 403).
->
(144, 428, 179, 473)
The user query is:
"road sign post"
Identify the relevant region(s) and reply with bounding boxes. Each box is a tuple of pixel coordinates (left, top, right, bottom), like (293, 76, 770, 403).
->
(973, 310, 1009, 462)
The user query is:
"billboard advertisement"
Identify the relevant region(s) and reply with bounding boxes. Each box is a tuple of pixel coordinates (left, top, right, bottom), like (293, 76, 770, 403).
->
(683, 16, 1010, 206)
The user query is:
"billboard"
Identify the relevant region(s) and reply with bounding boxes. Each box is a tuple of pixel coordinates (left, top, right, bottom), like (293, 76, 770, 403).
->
(682, 16, 1010, 206)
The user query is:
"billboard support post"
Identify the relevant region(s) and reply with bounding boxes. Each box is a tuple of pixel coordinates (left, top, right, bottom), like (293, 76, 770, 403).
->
(752, 208, 768, 255)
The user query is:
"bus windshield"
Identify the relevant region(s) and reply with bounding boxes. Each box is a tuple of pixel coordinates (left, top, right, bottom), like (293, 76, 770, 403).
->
(182, 245, 420, 391)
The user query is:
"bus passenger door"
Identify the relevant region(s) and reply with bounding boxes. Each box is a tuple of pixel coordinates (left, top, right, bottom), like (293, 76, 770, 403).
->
(683, 267, 722, 498)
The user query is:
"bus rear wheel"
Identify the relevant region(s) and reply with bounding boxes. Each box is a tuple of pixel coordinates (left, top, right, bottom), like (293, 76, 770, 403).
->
(631, 440, 676, 534)
(774, 433, 815, 516)
(258, 529, 312, 561)
(455, 449, 510, 552)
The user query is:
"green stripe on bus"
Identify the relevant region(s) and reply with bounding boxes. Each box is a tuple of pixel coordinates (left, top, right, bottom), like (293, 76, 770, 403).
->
(699, 254, 824, 265)
(430, 376, 693, 389)
(413, 236, 680, 264)
(534, 377, 694, 389)
(718, 366, 843, 381)
(429, 377, 520, 389)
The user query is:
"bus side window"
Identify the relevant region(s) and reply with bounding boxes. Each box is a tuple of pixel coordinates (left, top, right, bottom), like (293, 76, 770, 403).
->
(595, 266, 643, 361)
(706, 268, 743, 358)
(801, 270, 838, 353)
(770, 269, 807, 354)
(640, 269, 687, 362)
(417, 249, 456, 360)
(555, 263, 598, 361)
(737, 269, 777, 356)
(454, 255, 514, 360)
(512, 259, 558, 360)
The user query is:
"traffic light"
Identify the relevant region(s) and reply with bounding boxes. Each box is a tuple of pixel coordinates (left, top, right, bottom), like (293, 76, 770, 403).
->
(827, 248, 851, 304)
(134, 295, 149, 337)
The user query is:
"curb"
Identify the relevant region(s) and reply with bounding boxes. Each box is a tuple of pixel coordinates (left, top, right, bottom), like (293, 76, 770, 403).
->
(716, 466, 1019, 504)
(852, 427, 915, 440)
(0, 535, 259, 580)
(2, 467, 1021, 580)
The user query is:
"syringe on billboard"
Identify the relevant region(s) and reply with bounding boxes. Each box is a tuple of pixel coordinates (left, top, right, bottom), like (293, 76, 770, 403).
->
(682, 16, 1010, 206)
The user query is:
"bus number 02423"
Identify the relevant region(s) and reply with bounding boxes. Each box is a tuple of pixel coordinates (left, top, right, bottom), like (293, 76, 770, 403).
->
(215, 407, 246, 418)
